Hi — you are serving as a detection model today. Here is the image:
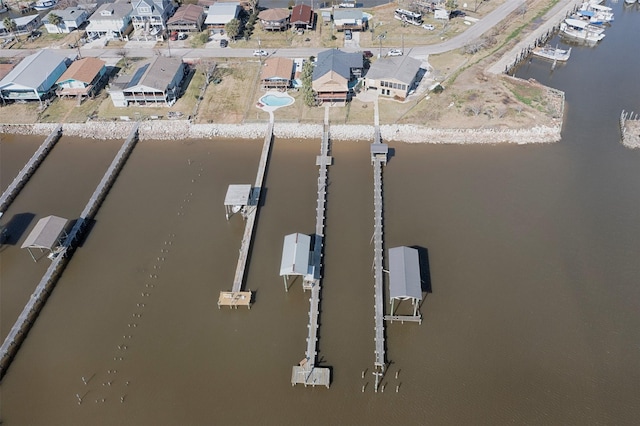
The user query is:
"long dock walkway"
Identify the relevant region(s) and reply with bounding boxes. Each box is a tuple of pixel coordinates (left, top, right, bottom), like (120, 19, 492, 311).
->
(372, 127, 386, 376)
(0, 125, 62, 216)
(0, 124, 139, 380)
(291, 110, 331, 388)
(219, 123, 274, 309)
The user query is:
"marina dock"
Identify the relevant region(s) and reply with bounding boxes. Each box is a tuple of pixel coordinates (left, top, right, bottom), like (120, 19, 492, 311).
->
(0, 126, 62, 216)
(218, 123, 274, 309)
(291, 120, 331, 388)
(0, 125, 139, 380)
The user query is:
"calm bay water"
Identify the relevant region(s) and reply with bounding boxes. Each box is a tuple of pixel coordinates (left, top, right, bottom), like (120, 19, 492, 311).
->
(1, 2, 640, 424)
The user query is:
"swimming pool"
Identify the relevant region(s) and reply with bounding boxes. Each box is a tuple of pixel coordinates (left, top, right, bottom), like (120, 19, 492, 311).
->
(260, 94, 294, 107)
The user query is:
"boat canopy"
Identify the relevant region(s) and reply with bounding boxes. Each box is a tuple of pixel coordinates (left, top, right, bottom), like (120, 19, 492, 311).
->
(565, 18, 589, 29)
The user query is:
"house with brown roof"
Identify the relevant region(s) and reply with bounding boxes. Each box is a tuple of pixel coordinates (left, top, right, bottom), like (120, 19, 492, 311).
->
(56, 57, 107, 99)
(258, 8, 290, 31)
(291, 4, 314, 30)
(167, 4, 205, 32)
(260, 57, 294, 90)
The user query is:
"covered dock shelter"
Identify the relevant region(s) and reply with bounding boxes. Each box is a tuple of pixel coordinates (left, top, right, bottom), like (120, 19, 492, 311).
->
(21, 215, 69, 262)
(279, 233, 312, 291)
(387, 246, 423, 323)
(224, 184, 253, 220)
(370, 142, 388, 165)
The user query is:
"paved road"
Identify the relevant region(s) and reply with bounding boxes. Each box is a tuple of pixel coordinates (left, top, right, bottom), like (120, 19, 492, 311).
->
(0, 0, 528, 61)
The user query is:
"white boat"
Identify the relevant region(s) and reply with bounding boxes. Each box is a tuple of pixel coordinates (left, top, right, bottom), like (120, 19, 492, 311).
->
(624, 0, 637, 5)
(578, 2, 614, 23)
(33, 0, 58, 11)
(560, 18, 606, 43)
(532, 45, 571, 62)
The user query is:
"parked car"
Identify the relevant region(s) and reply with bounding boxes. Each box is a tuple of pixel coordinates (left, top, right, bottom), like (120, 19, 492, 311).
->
(253, 49, 268, 56)
(362, 50, 374, 59)
(422, 24, 435, 30)
(169, 31, 178, 41)
(388, 49, 403, 57)
(451, 10, 466, 18)
(220, 39, 228, 48)
(345, 29, 352, 40)
(178, 33, 187, 40)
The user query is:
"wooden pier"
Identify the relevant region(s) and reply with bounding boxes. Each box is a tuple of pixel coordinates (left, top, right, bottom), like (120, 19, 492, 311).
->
(0, 126, 62, 216)
(291, 123, 331, 388)
(371, 126, 388, 391)
(218, 123, 274, 309)
(620, 110, 640, 149)
(0, 124, 139, 380)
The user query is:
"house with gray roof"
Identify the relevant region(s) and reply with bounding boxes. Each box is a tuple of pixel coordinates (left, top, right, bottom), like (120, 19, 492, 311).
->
(43, 7, 89, 34)
(0, 14, 42, 37)
(312, 49, 363, 105)
(131, 0, 176, 33)
(0, 49, 68, 103)
(86, 0, 133, 39)
(204, 2, 241, 30)
(108, 56, 186, 107)
(333, 8, 365, 31)
(364, 55, 424, 100)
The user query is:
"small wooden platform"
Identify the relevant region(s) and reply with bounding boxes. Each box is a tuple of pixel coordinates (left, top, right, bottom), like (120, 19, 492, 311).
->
(315, 155, 333, 166)
(384, 315, 422, 324)
(217, 291, 252, 309)
(291, 366, 330, 388)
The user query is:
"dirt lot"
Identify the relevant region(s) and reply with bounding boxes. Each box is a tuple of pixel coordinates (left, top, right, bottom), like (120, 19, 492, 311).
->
(0, 0, 563, 130)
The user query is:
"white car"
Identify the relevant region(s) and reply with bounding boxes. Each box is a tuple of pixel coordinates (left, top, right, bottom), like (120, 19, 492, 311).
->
(253, 49, 268, 57)
(422, 24, 435, 31)
(388, 49, 403, 57)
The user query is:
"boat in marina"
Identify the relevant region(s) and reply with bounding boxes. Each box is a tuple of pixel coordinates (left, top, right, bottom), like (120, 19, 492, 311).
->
(532, 45, 572, 62)
(33, 0, 58, 11)
(560, 18, 606, 43)
(624, 0, 637, 5)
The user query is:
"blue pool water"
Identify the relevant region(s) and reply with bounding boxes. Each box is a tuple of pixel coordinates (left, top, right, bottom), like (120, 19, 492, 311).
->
(260, 94, 294, 107)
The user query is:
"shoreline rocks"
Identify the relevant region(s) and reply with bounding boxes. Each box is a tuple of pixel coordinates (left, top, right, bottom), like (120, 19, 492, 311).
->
(0, 121, 561, 145)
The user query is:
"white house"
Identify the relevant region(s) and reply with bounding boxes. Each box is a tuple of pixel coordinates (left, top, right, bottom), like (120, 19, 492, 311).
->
(86, 0, 133, 39)
(333, 8, 365, 31)
(43, 7, 89, 34)
(130, 0, 176, 33)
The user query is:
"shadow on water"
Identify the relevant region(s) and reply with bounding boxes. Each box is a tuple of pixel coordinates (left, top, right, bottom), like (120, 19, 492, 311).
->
(0, 212, 35, 246)
(411, 245, 432, 294)
(67, 218, 97, 248)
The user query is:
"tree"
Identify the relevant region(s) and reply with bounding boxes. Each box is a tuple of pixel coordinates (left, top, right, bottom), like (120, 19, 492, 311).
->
(225, 18, 240, 40)
(48, 13, 63, 34)
(301, 57, 316, 107)
(3, 17, 17, 40)
(247, 0, 259, 14)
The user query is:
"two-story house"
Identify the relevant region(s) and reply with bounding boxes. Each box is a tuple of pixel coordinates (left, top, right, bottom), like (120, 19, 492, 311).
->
(131, 0, 176, 34)
(86, 0, 133, 40)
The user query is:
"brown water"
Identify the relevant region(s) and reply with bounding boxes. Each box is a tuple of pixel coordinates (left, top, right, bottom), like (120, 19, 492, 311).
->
(2, 4, 640, 424)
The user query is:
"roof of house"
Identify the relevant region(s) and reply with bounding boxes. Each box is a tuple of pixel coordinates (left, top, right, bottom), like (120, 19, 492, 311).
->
(57, 57, 106, 85)
(204, 2, 240, 24)
(44, 7, 87, 23)
(365, 55, 423, 84)
(291, 4, 313, 24)
(0, 50, 67, 90)
(90, 0, 133, 21)
(261, 57, 294, 80)
(125, 56, 183, 91)
(313, 49, 362, 81)
(0, 14, 40, 30)
(333, 8, 363, 21)
(258, 8, 290, 21)
(167, 4, 204, 24)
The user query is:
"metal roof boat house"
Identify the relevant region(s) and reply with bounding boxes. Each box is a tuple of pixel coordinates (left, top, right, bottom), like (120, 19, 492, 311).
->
(0, 49, 68, 103)
(21, 215, 69, 262)
(386, 246, 423, 323)
(108, 56, 186, 107)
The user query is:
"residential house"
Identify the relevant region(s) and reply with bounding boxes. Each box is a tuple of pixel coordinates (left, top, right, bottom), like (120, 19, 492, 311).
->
(0, 14, 42, 37)
(290, 4, 314, 30)
(56, 57, 107, 98)
(258, 9, 289, 31)
(364, 55, 424, 100)
(86, 0, 133, 39)
(167, 4, 205, 32)
(197, 0, 215, 13)
(204, 2, 241, 31)
(260, 57, 294, 90)
(333, 8, 365, 31)
(0, 49, 68, 102)
(108, 56, 186, 107)
(130, 0, 176, 33)
(43, 7, 89, 34)
(312, 49, 363, 105)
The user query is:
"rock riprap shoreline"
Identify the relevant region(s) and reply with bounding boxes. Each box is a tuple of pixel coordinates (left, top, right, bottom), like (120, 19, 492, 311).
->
(1, 121, 561, 144)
